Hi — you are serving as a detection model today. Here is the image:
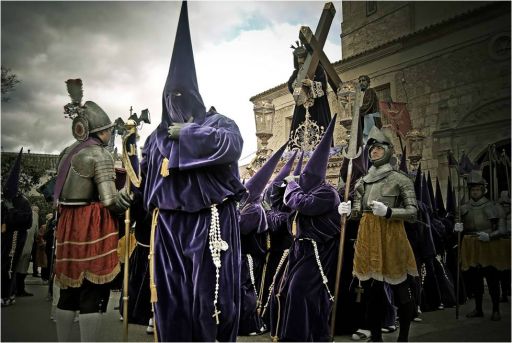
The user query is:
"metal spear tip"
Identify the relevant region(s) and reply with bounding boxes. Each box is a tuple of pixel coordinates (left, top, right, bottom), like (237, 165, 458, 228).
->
(342, 145, 362, 160)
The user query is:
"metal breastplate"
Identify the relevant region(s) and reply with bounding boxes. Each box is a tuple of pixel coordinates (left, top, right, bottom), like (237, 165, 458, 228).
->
(354, 168, 417, 222)
(462, 201, 495, 234)
(362, 181, 401, 211)
(59, 145, 115, 205)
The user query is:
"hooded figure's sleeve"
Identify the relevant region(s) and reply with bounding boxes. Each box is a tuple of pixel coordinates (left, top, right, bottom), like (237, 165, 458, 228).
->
(171, 115, 243, 170)
(283, 181, 340, 216)
(266, 208, 290, 233)
(239, 202, 268, 235)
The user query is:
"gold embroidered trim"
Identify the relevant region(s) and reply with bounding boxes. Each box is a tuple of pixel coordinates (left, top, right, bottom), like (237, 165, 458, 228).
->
(56, 249, 118, 262)
(56, 232, 118, 246)
(55, 263, 121, 289)
(121, 126, 142, 187)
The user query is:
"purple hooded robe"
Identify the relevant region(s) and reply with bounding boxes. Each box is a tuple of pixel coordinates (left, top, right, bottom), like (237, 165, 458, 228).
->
(141, 110, 245, 341)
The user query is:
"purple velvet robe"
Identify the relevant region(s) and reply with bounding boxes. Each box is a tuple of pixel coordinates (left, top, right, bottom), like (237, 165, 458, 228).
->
(263, 183, 294, 332)
(141, 111, 245, 341)
(238, 201, 267, 335)
(278, 180, 341, 341)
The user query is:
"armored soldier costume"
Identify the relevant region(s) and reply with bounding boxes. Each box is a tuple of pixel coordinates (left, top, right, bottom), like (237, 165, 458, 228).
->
(54, 86, 132, 342)
(456, 171, 509, 321)
(339, 126, 418, 342)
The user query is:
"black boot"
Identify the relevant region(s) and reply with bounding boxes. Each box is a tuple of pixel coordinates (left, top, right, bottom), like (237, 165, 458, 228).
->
(15, 274, 32, 297)
(397, 302, 414, 342)
(466, 294, 483, 318)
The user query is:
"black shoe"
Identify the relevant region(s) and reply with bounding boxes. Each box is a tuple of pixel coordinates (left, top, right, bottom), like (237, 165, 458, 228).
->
(17, 291, 33, 297)
(466, 310, 484, 318)
(491, 312, 501, 321)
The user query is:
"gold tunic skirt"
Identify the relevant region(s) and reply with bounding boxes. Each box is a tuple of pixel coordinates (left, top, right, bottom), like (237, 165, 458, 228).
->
(461, 236, 511, 271)
(353, 213, 418, 285)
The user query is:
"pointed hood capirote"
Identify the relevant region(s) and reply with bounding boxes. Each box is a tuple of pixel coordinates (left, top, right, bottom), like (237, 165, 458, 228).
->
(293, 151, 304, 176)
(421, 174, 433, 212)
(161, 1, 206, 128)
(427, 171, 435, 210)
(399, 146, 408, 174)
(3, 147, 23, 199)
(434, 177, 446, 217)
(445, 175, 456, 216)
(299, 114, 336, 192)
(273, 150, 297, 185)
(244, 142, 288, 203)
(414, 163, 422, 201)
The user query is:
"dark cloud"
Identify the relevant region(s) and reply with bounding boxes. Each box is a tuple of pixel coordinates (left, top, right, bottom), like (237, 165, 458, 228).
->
(1, 1, 341, 155)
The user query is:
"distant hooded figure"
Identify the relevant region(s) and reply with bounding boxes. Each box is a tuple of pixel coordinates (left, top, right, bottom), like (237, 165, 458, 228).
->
(264, 151, 302, 337)
(338, 126, 418, 342)
(140, 2, 245, 341)
(238, 142, 287, 336)
(1, 148, 32, 306)
(276, 115, 341, 341)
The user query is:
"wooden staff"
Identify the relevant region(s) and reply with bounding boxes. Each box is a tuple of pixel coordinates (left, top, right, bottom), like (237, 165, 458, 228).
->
(454, 146, 463, 320)
(122, 177, 131, 341)
(121, 119, 140, 341)
(330, 85, 362, 339)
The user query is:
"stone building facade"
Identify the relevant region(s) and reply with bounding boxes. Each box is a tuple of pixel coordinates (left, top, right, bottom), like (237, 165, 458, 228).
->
(249, 1, 511, 199)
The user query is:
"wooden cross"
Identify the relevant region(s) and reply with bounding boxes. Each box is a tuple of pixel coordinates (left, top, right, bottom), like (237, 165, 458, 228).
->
(212, 307, 221, 325)
(299, 25, 343, 94)
(293, 2, 343, 105)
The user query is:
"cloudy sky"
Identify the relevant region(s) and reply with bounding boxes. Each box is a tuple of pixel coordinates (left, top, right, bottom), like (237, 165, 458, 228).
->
(1, 1, 342, 164)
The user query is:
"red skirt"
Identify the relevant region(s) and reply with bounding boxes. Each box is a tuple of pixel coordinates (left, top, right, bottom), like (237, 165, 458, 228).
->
(55, 202, 120, 288)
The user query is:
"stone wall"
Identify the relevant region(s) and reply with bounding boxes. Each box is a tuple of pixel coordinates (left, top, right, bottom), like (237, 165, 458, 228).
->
(341, 2, 413, 59)
(249, 1, 511, 198)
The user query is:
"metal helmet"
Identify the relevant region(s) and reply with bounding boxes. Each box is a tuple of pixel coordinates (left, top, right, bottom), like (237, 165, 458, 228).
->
(467, 170, 488, 194)
(367, 126, 394, 167)
(72, 101, 114, 141)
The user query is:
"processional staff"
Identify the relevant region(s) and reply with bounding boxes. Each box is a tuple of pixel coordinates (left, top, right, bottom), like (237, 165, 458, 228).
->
(330, 82, 362, 339)
(117, 107, 150, 341)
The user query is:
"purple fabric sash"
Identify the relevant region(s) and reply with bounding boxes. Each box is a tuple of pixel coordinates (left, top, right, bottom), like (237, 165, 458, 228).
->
(53, 138, 101, 205)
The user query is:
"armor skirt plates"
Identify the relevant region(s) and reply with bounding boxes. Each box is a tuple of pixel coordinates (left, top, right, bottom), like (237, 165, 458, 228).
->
(353, 213, 418, 285)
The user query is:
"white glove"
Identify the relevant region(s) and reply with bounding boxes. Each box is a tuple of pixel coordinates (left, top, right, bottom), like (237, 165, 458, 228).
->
(477, 232, 490, 242)
(284, 175, 299, 184)
(371, 200, 388, 217)
(338, 201, 352, 216)
(454, 222, 464, 233)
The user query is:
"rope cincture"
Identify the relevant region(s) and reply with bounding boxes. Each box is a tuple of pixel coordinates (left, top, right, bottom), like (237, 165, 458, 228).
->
(8, 231, 18, 279)
(256, 233, 272, 315)
(261, 249, 290, 318)
(300, 238, 334, 302)
(247, 254, 259, 302)
(149, 208, 159, 342)
(272, 261, 290, 343)
(208, 204, 228, 325)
